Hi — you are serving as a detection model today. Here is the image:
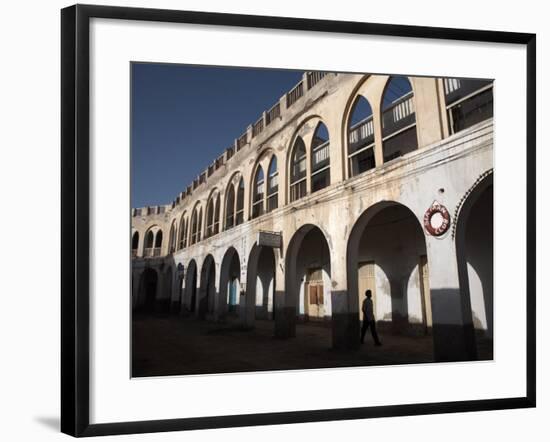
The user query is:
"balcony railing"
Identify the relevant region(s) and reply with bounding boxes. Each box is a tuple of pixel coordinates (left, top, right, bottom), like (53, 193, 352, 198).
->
(237, 132, 248, 150)
(226, 146, 235, 160)
(266, 102, 280, 125)
(307, 71, 326, 89)
(286, 81, 304, 108)
(252, 117, 264, 138)
(444, 78, 493, 106)
(349, 116, 375, 153)
(143, 247, 161, 257)
(312, 141, 330, 170)
(382, 93, 415, 137)
(268, 173, 278, 191)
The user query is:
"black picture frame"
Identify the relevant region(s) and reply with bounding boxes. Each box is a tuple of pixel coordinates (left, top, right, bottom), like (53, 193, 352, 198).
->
(61, 4, 536, 437)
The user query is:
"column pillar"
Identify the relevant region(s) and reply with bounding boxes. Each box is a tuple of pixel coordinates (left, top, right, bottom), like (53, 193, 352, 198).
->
(170, 270, 182, 314)
(211, 262, 223, 322)
(425, 234, 477, 361)
(274, 249, 294, 339)
(412, 77, 446, 147)
(330, 246, 358, 350)
(371, 99, 384, 167)
(131, 269, 143, 310)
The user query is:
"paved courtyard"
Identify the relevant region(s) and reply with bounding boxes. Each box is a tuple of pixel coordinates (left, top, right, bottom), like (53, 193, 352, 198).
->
(132, 314, 490, 377)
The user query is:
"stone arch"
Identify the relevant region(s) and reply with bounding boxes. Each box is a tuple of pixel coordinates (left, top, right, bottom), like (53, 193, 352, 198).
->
(310, 121, 331, 193)
(455, 172, 493, 354)
(236, 177, 245, 225)
(289, 136, 307, 203)
(199, 255, 217, 319)
(219, 247, 241, 319)
(168, 219, 177, 253)
(205, 188, 220, 238)
(279, 224, 333, 344)
(223, 171, 242, 230)
(286, 115, 329, 204)
(143, 225, 161, 256)
(346, 201, 430, 341)
(251, 163, 265, 219)
(214, 193, 220, 235)
(178, 211, 188, 249)
(346, 94, 376, 177)
(137, 267, 158, 314)
(244, 243, 277, 327)
(380, 76, 418, 162)
(340, 74, 376, 179)
(267, 154, 279, 212)
(131, 231, 139, 256)
(154, 229, 163, 248)
(190, 201, 202, 245)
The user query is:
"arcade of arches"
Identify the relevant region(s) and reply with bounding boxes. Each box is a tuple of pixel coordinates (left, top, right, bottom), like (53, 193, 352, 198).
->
(133, 175, 493, 363)
(132, 72, 494, 366)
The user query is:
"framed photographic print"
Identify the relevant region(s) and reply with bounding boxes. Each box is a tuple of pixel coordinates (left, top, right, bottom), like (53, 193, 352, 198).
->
(61, 4, 536, 437)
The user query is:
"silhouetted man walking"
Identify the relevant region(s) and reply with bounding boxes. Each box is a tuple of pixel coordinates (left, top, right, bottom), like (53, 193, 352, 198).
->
(361, 290, 381, 346)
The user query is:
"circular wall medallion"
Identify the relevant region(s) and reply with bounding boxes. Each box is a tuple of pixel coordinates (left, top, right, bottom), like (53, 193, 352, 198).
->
(424, 201, 451, 236)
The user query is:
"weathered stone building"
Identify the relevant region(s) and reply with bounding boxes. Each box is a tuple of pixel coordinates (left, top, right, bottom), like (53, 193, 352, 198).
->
(131, 71, 494, 362)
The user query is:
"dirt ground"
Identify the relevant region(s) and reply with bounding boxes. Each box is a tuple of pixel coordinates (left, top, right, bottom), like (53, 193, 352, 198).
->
(131, 314, 492, 377)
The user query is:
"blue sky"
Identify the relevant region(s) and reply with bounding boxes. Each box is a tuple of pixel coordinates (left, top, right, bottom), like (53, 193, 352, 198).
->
(131, 63, 303, 208)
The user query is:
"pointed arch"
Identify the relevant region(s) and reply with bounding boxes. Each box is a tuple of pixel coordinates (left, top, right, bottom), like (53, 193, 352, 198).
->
(205, 190, 219, 238)
(214, 193, 221, 234)
(168, 219, 177, 253)
(154, 229, 163, 249)
(178, 212, 188, 249)
(381, 76, 418, 162)
(225, 182, 235, 230)
(131, 231, 139, 257)
(347, 95, 375, 177)
(145, 230, 154, 248)
(289, 136, 307, 202)
(236, 177, 245, 225)
(197, 207, 203, 242)
(267, 155, 279, 212)
(190, 203, 202, 245)
(251, 165, 265, 219)
(310, 121, 330, 193)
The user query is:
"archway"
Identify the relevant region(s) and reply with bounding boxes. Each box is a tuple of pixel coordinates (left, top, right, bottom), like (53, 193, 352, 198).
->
(456, 173, 493, 357)
(132, 231, 139, 257)
(220, 247, 241, 319)
(199, 255, 216, 319)
(280, 225, 332, 344)
(138, 267, 158, 314)
(346, 202, 430, 343)
(246, 244, 276, 325)
(184, 259, 198, 314)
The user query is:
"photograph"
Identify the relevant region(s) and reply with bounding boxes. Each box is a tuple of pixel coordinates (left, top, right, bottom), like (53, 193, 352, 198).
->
(130, 64, 494, 377)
